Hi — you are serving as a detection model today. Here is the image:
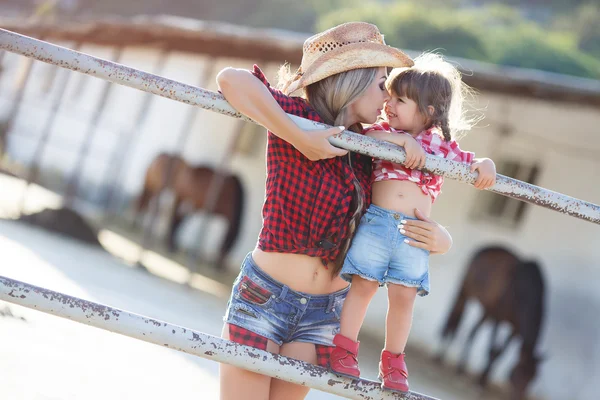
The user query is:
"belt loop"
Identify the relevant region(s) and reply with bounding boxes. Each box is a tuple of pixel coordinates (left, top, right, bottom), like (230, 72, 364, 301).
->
(327, 293, 335, 314)
(279, 285, 288, 301)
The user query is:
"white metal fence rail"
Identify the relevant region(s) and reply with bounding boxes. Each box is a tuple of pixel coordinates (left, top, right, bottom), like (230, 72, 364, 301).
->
(0, 275, 437, 400)
(0, 29, 598, 225)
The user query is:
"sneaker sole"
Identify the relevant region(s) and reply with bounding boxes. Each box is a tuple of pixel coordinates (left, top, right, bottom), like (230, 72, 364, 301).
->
(330, 368, 360, 380)
(378, 374, 409, 393)
(381, 384, 409, 394)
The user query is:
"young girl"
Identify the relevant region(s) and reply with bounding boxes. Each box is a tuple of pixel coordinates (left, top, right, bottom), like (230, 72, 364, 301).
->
(329, 53, 497, 393)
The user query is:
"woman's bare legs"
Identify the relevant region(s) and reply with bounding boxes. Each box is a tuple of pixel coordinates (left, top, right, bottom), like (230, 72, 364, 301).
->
(385, 284, 417, 353)
(220, 323, 280, 400)
(269, 342, 317, 400)
(339, 276, 380, 340)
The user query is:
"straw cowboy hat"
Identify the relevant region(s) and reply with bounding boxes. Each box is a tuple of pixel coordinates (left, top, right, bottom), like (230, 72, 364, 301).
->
(285, 22, 414, 94)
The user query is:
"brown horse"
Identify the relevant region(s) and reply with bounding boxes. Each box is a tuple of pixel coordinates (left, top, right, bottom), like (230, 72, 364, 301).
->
(134, 153, 244, 270)
(436, 246, 546, 400)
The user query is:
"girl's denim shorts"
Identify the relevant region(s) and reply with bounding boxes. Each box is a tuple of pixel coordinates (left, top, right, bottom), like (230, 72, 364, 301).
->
(341, 204, 430, 296)
(223, 253, 349, 346)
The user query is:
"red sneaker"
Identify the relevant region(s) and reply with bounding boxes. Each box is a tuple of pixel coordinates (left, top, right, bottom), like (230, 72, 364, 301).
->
(379, 350, 409, 393)
(329, 334, 361, 379)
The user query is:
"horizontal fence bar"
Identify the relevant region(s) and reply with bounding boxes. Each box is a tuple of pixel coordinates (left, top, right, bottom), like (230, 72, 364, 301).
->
(0, 275, 436, 400)
(0, 28, 598, 225)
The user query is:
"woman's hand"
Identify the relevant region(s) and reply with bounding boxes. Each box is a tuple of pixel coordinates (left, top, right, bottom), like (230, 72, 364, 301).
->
(294, 126, 349, 161)
(401, 208, 453, 255)
(470, 158, 496, 189)
(217, 67, 347, 162)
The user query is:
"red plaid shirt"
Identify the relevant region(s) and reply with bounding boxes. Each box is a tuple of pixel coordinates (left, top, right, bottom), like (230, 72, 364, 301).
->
(367, 122, 474, 202)
(251, 65, 371, 265)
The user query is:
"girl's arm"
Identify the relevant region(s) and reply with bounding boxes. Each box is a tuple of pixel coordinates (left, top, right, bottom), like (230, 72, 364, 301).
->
(365, 129, 426, 169)
(470, 158, 496, 189)
(443, 139, 496, 190)
(216, 68, 347, 161)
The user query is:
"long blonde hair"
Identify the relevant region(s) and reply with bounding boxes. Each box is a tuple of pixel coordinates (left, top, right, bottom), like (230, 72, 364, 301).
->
(279, 64, 378, 276)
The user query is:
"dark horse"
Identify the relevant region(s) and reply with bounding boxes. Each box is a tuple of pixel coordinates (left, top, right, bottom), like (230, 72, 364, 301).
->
(134, 153, 244, 270)
(436, 246, 545, 400)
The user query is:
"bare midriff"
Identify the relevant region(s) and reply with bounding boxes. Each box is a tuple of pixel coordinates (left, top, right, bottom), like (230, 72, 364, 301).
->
(252, 248, 349, 295)
(371, 179, 432, 217)
(251, 181, 431, 295)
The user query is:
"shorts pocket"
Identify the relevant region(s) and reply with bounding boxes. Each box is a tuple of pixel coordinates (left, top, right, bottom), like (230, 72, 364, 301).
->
(238, 276, 274, 306)
(361, 212, 378, 224)
(332, 297, 345, 320)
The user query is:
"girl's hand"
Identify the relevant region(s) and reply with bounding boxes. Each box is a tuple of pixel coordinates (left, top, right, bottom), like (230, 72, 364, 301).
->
(294, 125, 349, 161)
(366, 130, 426, 169)
(401, 135, 427, 170)
(402, 208, 453, 255)
(470, 158, 497, 190)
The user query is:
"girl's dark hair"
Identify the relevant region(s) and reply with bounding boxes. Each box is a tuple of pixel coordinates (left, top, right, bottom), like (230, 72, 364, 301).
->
(386, 53, 481, 141)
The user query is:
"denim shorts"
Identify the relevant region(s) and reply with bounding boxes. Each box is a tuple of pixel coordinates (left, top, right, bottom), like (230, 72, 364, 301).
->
(223, 253, 349, 346)
(341, 204, 430, 296)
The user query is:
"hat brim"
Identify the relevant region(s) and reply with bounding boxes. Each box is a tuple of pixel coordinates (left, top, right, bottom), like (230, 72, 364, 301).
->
(287, 42, 414, 94)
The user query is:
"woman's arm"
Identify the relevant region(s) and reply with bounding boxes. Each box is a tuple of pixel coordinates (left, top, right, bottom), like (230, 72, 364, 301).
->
(216, 68, 347, 161)
(401, 208, 453, 255)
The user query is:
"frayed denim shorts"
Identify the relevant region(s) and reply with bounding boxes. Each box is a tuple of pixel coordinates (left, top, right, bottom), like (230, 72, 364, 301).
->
(341, 204, 430, 296)
(224, 253, 349, 346)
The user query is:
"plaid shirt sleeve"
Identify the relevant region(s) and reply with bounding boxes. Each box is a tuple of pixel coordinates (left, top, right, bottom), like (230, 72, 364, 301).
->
(251, 65, 305, 114)
(363, 121, 391, 134)
(442, 139, 475, 164)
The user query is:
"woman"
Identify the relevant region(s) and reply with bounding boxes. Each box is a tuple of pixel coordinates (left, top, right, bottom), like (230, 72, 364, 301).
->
(216, 22, 453, 400)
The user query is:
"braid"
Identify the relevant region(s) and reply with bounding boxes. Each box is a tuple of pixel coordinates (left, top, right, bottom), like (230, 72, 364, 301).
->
(439, 116, 452, 142)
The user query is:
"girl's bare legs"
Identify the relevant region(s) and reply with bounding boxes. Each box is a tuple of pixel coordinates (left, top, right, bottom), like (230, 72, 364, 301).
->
(220, 323, 280, 400)
(269, 342, 317, 400)
(340, 276, 380, 340)
(385, 284, 417, 353)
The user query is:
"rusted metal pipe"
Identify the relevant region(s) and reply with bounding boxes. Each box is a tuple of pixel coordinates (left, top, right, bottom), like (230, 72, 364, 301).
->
(0, 29, 598, 224)
(0, 275, 437, 400)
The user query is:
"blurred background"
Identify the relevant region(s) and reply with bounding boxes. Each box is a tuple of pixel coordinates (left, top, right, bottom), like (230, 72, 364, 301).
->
(0, 1, 599, 399)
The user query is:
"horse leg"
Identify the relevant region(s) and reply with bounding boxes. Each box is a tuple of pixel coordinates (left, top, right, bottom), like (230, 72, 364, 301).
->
(482, 327, 516, 388)
(214, 180, 244, 271)
(132, 184, 152, 228)
(215, 218, 237, 271)
(167, 197, 183, 253)
(479, 321, 500, 387)
(435, 286, 468, 364)
(456, 312, 487, 375)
